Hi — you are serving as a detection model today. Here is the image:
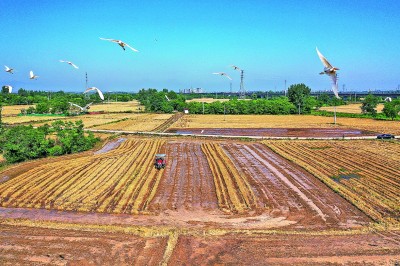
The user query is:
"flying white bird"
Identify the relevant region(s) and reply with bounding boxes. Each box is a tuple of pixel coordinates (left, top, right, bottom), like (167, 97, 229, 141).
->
(84, 87, 104, 101)
(59, 60, 79, 69)
(69, 102, 93, 112)
(4, 65, 14, 74)
(3, 85, 12, 93)
(99, 38, 139, 52)
(231, 65, 241, 71)
(316, 47, 339, 98)
(212, 72, 232, 80)
(29, 71, 39, 80)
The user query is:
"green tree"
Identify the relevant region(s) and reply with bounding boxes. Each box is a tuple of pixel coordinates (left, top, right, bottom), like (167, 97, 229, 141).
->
(35, 102, 50, 114)
(52, 120, 98, 154)
(361, 93, 379, 115)
(287, 83, 311, 114)
(3, 125, 53, 163)
(383, 99, 400, 120)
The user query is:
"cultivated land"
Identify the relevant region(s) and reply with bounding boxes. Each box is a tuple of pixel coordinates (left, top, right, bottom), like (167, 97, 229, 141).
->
(1, 105, 34, 116)
(320, 103, 384, 113)
(170, 114, 400, 135)
(1, 106, 400, 265)
(88, 100, 144, 113)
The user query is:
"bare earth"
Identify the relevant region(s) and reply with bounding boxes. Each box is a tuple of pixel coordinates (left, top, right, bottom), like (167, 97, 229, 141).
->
(1, 134, 399, 265)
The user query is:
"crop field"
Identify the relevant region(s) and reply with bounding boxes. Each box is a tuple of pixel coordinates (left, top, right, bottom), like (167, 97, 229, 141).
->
(263, 140, 400, 224)
(87, 100, 144, 113)
(1, 105, 34, 116)
(29, 113, 172, 131)
(0, 138, 165, 214)
(2, 114, 66, 125)
(0, 137, 370, 228)
(91, 113, 174, 132)
(170, 114, 400, 135)
(1, 136, 399, 264)
(320, 103, 384, 113)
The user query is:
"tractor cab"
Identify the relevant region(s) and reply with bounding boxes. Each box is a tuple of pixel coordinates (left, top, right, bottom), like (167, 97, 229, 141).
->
(155, 154, 166, 169)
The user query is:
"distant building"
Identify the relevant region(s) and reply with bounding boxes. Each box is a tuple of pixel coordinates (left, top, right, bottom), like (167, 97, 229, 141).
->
(180, 88, 203, 94)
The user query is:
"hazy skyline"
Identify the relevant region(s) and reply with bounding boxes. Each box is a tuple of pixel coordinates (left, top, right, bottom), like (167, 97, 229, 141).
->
(1, 0, 400, 93)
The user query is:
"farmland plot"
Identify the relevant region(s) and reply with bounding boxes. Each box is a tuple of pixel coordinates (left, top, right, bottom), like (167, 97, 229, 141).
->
(1, 105, 34, 116)
(149, 141, 218, 212)
(263, 140, 400, 224)
(219, 143, 369, 227)
(91, 113, 174, 131)
(0, 139, 165, 214)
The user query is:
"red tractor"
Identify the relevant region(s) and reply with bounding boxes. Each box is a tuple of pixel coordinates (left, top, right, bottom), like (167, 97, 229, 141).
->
(154, 154, 166, 169)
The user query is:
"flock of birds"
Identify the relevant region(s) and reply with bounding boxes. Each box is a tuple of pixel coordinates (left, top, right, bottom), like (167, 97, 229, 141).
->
(212, 49, 339, 98)
(3, 40, 339, 100)
(2, 38, 138, 100)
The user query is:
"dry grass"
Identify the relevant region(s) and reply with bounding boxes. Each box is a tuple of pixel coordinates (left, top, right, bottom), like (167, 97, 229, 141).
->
(170, 114, 400, 134)
(32, 113, 141, 128)
(0, 138, 165, 214)
(88, 100, 144, 112)
(91, 113, 174, 131)
(320, 103, 384, 114)
(3, 115, 65, 125)
(1, 105, 34, 116)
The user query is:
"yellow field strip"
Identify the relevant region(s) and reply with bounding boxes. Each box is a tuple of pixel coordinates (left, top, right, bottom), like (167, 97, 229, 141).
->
(201, 143, 257, 213)
(0, 139, 166, 214)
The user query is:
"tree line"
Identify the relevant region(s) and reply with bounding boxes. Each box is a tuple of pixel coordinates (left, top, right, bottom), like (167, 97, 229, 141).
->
(0, 120, 99, 163)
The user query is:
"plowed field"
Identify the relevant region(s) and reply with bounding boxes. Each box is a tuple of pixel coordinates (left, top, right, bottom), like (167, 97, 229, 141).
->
(1, 136, 399, 264)
(0, 137, 370, 229)
(263, 140, 400, 224)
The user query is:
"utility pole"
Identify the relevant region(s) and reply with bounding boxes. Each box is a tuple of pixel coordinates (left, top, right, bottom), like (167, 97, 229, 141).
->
(284, 79, 287, 97)
(239, 70, 245, 99)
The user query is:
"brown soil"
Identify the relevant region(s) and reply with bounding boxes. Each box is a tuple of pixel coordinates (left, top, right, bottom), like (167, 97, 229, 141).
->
(171, 231, 400, 265)
(1, 136, 398, 265)
(0, 225, 167, 265)
(1, 224, 399, 265)
(220, 143, 370, 229)
(167, 127, 377, 137)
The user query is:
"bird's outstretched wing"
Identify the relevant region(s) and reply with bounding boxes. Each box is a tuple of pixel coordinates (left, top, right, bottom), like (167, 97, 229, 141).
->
(224, 74, 232, 80)
(316, 47, 333, 69)
(124, 42, 139, 52)
(96, 88, 105, 100)
(329, 73, 340, 99)
(212, 72, 232, 80)
(99, 37, 115, 42)
(69, 102, 84, 111)
(69, 62, 79, 69)
(84, 87, 104, 100)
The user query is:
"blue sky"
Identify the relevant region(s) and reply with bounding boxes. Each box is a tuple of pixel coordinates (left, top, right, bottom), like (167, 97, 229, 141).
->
(1, 0, 400, 93)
